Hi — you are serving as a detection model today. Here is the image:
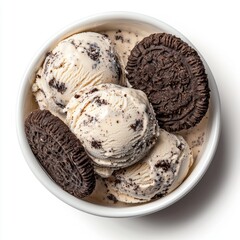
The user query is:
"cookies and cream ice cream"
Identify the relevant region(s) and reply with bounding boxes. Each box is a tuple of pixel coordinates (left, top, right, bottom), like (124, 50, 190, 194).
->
(105, 129, 193, 203)
(29, 26, 210, 206)
(65, 83, 159, 171)
(32, 32, 123, 118)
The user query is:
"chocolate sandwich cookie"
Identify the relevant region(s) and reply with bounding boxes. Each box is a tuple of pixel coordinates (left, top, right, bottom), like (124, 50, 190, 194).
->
(25, 109, 95, 198)
(126, 33, 210, 132)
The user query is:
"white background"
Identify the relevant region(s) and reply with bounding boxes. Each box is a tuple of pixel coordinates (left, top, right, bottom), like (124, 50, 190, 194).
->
(1, 0, 240, 239)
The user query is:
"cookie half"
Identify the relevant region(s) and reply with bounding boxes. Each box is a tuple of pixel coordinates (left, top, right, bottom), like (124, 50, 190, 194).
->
(25, 109, 95, 198)
(126, 33, 210, 132)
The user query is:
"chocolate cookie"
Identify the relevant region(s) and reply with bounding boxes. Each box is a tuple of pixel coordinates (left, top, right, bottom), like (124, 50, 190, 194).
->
(25, 109, 95, 198)
(126, 33, 210, 132)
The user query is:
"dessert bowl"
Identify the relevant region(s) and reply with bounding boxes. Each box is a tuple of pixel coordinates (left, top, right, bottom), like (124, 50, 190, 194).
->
(16, 11, 221, 218)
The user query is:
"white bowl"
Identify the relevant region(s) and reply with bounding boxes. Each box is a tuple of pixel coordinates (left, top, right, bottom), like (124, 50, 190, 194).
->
(16, 12, 221, 218)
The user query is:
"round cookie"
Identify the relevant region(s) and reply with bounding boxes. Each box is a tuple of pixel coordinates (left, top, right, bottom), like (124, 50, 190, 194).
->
(24, 109, 95, 198)
(126, 33, 210, 132)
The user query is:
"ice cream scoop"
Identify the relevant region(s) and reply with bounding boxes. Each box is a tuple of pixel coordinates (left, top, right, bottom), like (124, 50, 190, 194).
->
(32, 32, 123, 118)
(65, 83, 159, 171)
(105, 129, 193, 203)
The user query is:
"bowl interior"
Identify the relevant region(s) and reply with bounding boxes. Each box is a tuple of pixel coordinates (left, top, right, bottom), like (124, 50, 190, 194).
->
(17, 12, 221, 217)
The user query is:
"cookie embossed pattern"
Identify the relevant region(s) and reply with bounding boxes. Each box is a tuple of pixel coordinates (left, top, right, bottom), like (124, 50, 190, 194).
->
(126, 33, 210, 132)
(17, 12, 221, 217)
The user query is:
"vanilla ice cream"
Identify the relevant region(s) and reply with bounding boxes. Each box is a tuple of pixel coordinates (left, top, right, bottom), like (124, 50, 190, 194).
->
(32, 32, 123, 118)
(106, 129, 193, 203)
(65, 83, 159, 171)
